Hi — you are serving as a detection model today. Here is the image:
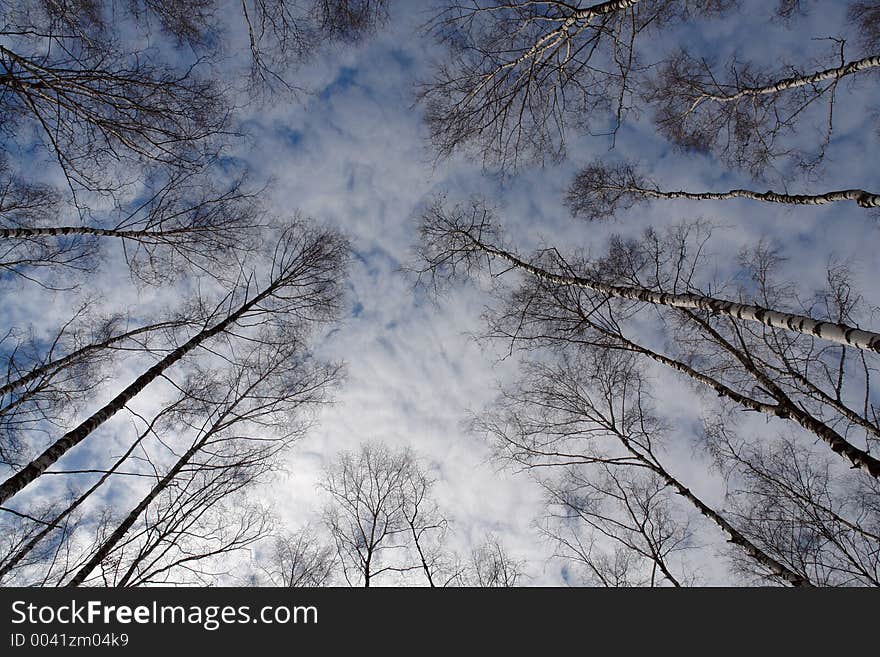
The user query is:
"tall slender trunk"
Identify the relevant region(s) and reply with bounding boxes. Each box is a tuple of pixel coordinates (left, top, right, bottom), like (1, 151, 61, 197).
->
(698, 54, 880, 105)
(0, 276, 285, 506)
(65, 424, 214, 587)
(575, 0, 640, 20)
(540, 285, 880, 478)
(67, 350, 286, 587)
(613, 433, 811, 586)
(0, 226, 200, 240)
(657, 462, 810, 586)
(492, 1, 640, 77)
(408, 523, 436, 587)
(584, 318, 880, 478)
(0, 320, 182, 398)
(0, 411, 161, 580)
(614, 185, 880, 208)
(680, 309, 880, 479)
(463, 232, 880, 352)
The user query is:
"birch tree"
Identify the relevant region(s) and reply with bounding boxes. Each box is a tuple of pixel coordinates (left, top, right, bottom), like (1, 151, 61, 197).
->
(475, 347, 814, 585)
(61, 340, 336, 587)
(419, 1, 878, 182)
(457, 534, 524, 587)
(541, 467, 695, 587)
(1, 165, 264, 285)
(1, 320, 340, 586)
(565, 159, 880, 222)
(0, 0, 391, 195)
(418, 1, 740, 168)
(320, 442, 451, 587)
(0, 390, 192, 582)
(0, 0, 391, 588)
(418, 200, 880, 353)
(64, 476, 273, 587)
(235, 0, 389, 91)
(0, 304, 194, 471)
(0, 222, 348, 507)
(0, 6, 227, 197)
(0, 160, 94, 287)
(416, 201, 880, 480)
(645, 43, 880, 177)
(252, 528, 337, 586)
(705, 421, 880, 586)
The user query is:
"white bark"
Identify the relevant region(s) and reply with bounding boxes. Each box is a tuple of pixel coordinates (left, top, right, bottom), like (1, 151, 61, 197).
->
(611, 433, 811, 586)
(619, 186, 880, 208)
(698, 54, 880, 105)
(0, 268, 292, 505)
(466, 0, 640, 97)
(464, 233, 880, 353)
(0, 226, 203, 240)
(0, 321, 182, 397)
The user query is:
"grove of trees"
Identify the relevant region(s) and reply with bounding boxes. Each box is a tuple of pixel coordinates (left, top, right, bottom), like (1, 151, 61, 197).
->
(414, 0, 880, 586)
(2, 0, 879, 587)
(0, 0, 381, 586)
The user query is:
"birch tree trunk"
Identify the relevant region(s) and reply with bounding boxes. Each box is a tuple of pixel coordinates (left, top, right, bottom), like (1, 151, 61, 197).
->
(580, 315, 880, 479)
(0, 408, 164, 580)
(0, 320, 182, 397)
(613, 185, 879, 208)
(462, 232, 880, 353)
(619, 440, 811, 586)
(65, 422, 216, 587)
(566, 161, 880, 220)
(0, 272, 288, 505)
(419, 206, 880, 477)
(0, 226, 209, 240)
(693, 54, 880, 108)
(506, 0, 642, 64)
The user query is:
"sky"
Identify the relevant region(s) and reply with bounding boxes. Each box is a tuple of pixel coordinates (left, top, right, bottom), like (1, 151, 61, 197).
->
(3, 0, 880, 586)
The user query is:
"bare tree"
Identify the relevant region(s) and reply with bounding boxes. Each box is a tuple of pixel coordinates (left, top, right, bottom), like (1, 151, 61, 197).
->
(1, 306, 341, 585)
(416, 202, 880, 481)
(418, 1, 879, 197)
(0, 9, 227, 197)
(0, 0, 390, 195)
(0, 390, 190, 582)
(399, 461, 453, 587)
(253, 527, 337, 586)
(0, 160, 94, 287)
(29, 327, 341, 587)
(645, 42, 880, 177)
(236, 0, 388, 92)
(314, 0, 389, 43)
(1, 165, 265, 285)
(320, 442, 450, 586)
(456, 534, 524, 587)
(67, 477, 274, 587)
(419, 1, 738, 168)
(0, 0, 392, 589)
(541, 467, 694, 587)
(0, 304, 193, 470)
(706, 421, 880, 587)
(0, 309, 190, 404)
(0, 497, 77, 583)
(0, 222, 348, 506)
(565, 159, 880, 223)
(474, 346, 811, 585)
(417, 200, 880, 354)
